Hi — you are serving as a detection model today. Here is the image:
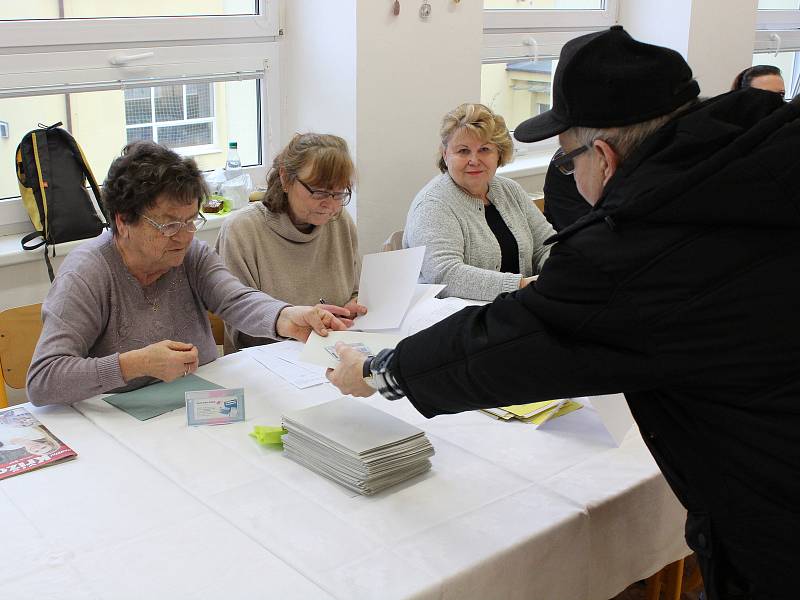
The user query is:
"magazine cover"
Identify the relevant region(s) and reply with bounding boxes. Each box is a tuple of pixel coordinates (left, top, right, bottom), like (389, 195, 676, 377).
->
(0, 406, 77, 481)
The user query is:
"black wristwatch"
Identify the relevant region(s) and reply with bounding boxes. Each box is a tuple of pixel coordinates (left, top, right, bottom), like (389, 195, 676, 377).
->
(362, 355, 376, 389)
(367, 349, 405, 400)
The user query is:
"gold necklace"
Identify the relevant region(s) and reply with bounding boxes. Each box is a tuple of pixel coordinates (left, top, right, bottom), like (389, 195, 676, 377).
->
(141, 283, 159, 312)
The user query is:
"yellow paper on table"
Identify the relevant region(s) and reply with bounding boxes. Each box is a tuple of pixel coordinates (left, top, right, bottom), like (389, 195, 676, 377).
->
(502, 399, 565, 419)
(523, 399, 582, 427)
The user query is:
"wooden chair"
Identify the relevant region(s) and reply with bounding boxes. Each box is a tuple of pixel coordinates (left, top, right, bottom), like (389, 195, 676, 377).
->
(208, 312, 225, 346)
(0, 303, 43, 408)
(643, 553, 705, 599)
(530, 192, 545, 213)
(381, 230, 404, 252)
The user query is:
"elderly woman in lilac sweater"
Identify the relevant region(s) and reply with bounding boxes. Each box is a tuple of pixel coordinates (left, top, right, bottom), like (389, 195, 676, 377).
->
(26, 142, 349, 406)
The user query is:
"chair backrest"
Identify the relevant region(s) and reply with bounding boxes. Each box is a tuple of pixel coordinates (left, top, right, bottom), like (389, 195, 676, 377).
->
(208, 311, 225, 346)
(381, 229, 404, 252)
(0, 303, 43, 408)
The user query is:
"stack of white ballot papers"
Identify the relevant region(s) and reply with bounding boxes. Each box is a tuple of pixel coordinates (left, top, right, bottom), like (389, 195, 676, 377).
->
(282, 397, 435, 495)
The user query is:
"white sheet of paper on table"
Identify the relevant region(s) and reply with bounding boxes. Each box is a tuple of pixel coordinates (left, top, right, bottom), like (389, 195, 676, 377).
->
(246, 342, 328, 389)
(404, 295, 482, 336)
(300, 331, 403, 369)
(353, 246, 426, 331)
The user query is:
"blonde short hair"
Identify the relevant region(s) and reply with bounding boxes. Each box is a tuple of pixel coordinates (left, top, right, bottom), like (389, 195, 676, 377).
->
(438, 103, 514, 172)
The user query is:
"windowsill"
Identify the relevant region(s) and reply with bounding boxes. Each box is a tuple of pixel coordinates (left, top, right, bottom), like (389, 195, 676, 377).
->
(497, 151, 553, 179)
(175, 144, 222, 158)
(0, 210, 230, 269)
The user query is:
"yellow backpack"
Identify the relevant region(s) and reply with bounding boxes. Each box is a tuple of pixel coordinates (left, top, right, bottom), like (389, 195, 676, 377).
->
(16, 122, 107, 280)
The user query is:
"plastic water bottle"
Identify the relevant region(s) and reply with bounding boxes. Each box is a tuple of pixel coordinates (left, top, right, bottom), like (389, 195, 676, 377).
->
(225, 141, 242, 179)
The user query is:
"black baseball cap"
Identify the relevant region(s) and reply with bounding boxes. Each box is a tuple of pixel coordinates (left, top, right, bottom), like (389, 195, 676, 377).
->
(514, 26, 700, 143)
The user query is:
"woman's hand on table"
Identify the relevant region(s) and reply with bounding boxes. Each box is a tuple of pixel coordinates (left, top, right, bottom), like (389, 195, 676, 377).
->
(326, 342, 376, 397)
(120, 340, 199, 382)
(278, 305, 348, 342)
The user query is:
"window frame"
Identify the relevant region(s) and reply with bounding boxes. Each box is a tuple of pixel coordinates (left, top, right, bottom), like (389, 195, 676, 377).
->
(0, 5, 280, 234)
(0, 2, 278, 48)
(756, 8, 800, 30)
(484, 1, 618, 31)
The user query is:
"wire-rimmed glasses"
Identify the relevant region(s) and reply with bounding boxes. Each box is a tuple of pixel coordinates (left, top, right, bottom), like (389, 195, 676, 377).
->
(139, 212, 207, 237)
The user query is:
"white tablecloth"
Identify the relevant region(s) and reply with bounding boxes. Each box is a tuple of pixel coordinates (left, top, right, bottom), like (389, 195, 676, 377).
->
(65, 347, 688, 600)
(0, 404, 333, 600)
(4, 299, 689, 600)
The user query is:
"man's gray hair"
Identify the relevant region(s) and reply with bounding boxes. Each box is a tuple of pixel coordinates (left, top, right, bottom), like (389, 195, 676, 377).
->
(570, 101, 696, 161)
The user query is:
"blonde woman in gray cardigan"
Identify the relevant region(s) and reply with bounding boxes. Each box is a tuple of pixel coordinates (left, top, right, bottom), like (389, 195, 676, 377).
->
(216, 133, 365, 353)
(404, 103, 555, 301)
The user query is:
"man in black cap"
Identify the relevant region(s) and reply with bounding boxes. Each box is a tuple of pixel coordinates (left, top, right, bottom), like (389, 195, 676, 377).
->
(329, 26, 799, 599)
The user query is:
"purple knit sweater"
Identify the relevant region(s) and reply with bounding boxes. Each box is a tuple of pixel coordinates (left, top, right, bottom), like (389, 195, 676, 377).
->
(26, 230, 288, 405)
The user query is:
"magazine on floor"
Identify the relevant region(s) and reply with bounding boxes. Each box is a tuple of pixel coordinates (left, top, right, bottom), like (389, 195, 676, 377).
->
(0, 406, 77, 481)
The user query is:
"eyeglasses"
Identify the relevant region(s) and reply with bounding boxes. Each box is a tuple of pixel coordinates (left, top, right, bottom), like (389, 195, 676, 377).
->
(551, 145, 591, 176)
(297, 178, 352, 205)
(139, 212, 207, 237)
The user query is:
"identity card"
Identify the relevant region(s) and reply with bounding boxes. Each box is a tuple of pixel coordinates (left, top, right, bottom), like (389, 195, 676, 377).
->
(186, 388, 245, 426)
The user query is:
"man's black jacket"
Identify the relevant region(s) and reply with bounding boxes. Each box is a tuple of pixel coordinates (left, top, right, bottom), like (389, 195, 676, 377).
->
(391, 89, 800, 598)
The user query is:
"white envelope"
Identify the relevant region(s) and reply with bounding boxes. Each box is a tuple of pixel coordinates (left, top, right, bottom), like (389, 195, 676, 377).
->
(300, 331, 403, 370)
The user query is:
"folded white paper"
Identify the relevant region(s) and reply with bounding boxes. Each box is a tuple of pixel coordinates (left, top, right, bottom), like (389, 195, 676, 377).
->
(354, 246, 426, 330)
(586, 393, 635, 446)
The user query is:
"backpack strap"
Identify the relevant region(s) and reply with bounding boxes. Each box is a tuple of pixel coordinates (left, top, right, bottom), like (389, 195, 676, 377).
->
(30, 129, 58, 282)
(30, 129, 53, 243)
(20, 231, 46, 250)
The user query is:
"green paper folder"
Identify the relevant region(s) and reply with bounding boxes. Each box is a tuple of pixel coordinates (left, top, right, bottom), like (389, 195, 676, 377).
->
(104, 375, 223, 421)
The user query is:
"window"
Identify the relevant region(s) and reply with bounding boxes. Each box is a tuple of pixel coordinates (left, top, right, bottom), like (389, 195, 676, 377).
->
(485, 1, 604, 10)
(125, 84, 216, 152)
(754, 0, 800, 99)
(0, 3, 279, 235)
(484, 0, 617, 30)
(481, 59, 557, 132)
(482, 0, 618, 158)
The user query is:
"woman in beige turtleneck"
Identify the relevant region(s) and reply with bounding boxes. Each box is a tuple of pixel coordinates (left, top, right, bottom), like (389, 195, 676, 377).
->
(215, 133, 365, 354)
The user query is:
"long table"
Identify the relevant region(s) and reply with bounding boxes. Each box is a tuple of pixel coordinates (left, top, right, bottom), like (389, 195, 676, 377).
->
(3, 321, 690, 599)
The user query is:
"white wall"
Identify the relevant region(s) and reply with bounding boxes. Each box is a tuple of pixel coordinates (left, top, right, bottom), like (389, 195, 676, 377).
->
(281, 1, 357, 145)
(283, 0, 483, 254)
(281, 0, 358, 217)
(354, 1, 484, 253)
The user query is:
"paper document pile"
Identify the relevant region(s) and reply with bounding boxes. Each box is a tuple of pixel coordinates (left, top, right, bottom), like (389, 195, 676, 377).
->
(282, 397, 435, 495)
(481, 399, 582, 428)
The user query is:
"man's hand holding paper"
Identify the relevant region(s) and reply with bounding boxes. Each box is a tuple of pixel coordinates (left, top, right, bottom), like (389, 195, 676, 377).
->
(325, 342, 375, 397)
